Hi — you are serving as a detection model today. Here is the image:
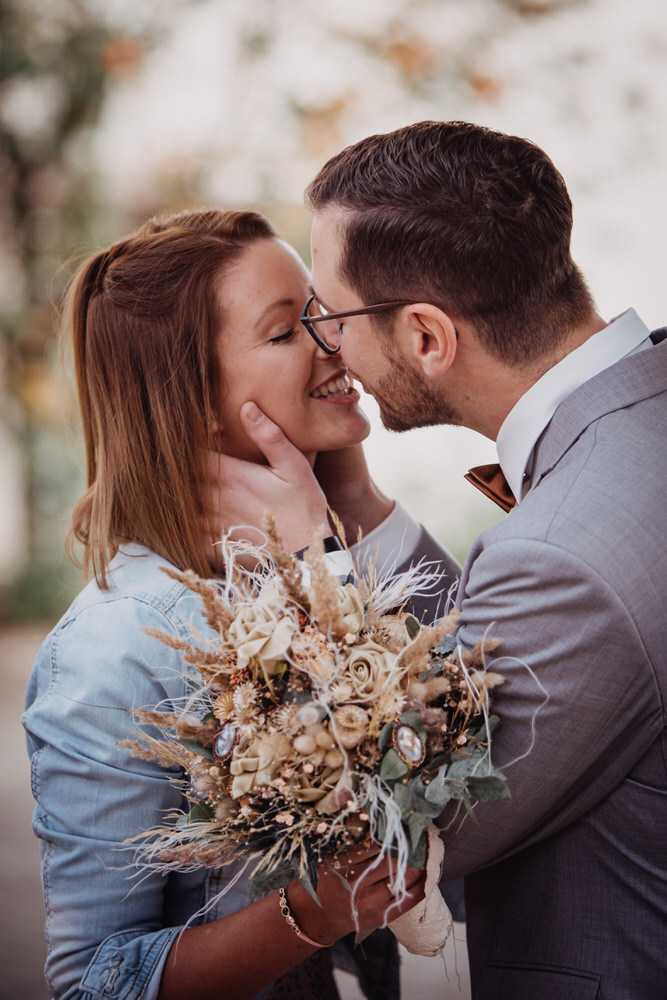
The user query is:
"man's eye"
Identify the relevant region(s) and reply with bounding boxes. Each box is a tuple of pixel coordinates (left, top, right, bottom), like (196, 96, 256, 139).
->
(270, 329, 296, 345)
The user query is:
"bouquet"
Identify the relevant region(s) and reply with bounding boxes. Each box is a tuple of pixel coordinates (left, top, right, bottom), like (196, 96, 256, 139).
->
(124, 522, 508, 954)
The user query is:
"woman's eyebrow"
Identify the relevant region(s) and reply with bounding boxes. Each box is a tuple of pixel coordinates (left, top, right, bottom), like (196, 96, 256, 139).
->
(255, 298, 297, 325)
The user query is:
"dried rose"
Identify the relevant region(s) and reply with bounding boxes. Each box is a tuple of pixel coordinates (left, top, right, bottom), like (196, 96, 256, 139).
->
(336, 583, 365, 636)
(229, 598, 297, 676)
(345, 640, 396, 701)
(228, 733, 290, 797)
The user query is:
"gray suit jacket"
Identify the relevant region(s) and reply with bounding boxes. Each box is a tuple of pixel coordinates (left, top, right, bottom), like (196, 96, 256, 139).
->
(424, 332, 667, 999)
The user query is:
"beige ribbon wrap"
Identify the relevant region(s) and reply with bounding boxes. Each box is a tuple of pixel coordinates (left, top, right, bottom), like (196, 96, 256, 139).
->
(388, 824, 452, 956)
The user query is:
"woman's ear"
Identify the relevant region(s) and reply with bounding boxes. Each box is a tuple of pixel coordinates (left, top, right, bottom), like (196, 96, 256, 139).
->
(395, 304, 458, 378)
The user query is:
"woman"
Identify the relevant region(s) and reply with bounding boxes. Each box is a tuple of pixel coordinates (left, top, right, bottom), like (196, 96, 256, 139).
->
(23, 209, 441, 1000)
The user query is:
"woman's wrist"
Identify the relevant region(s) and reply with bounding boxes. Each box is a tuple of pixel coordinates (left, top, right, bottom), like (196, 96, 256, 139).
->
(283, 879, 348, 947)
(278, 888, 329, 948)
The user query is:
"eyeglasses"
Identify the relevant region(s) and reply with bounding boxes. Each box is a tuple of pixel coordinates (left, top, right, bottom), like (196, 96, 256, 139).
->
(300, 293, 415, 355)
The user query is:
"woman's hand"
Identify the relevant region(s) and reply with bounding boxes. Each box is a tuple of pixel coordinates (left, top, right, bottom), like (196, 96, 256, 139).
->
(202, 403, 329, 561)
(158, 845, 425, 1000)
(285, 845, 426, 946)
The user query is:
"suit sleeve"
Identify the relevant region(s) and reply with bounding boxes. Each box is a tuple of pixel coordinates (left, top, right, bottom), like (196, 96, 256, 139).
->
(439, 535, 662, 880)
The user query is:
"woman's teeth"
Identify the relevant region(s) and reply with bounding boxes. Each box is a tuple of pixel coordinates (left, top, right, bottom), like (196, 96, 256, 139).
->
(310, 375, 352, 398)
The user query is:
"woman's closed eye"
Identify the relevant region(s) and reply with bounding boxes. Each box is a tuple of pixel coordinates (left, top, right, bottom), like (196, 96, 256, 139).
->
(269, 328, 297, 345)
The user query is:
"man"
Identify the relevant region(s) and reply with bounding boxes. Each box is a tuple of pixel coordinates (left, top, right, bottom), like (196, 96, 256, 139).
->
(217, 122, 667, 999)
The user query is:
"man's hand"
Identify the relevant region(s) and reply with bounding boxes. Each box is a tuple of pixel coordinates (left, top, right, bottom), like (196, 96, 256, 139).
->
(203, 403, 328, 562)
(314, 443, 394, 545)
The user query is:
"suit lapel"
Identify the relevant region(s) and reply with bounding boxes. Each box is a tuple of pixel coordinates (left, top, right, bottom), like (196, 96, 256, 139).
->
(530, 336, 667, 490)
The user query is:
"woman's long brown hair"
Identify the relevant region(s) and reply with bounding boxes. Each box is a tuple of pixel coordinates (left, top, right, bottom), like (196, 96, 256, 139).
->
(65, 208, 276, 586)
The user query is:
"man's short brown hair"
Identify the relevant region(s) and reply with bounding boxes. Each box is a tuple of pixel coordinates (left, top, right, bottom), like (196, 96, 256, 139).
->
(306, 121, 594, 363)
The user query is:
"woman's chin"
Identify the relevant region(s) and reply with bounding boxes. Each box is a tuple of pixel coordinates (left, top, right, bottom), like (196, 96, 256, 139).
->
(286, 408, 371, 459)
(307, 431, 372, 459)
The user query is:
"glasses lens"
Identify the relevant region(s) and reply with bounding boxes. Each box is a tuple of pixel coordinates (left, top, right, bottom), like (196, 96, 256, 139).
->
(307, 298, 341, 351)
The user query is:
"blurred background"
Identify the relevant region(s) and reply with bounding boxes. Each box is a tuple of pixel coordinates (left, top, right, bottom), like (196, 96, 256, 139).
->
(1, 0, 665, 996)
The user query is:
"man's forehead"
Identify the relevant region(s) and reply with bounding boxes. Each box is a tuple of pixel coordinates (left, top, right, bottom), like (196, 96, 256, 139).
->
(310, 206, 350, 293)
(311, 205, 347, 250)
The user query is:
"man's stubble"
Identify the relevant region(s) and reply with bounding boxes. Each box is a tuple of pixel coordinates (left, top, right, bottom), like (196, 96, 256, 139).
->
(373, 337, 462, 433)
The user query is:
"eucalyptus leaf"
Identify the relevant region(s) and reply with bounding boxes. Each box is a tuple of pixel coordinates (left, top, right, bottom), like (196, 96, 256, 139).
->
(179, 737, 214, 761)
(432, 634, 457, 657)
(406, 830, 427, 868)
(423, 767, 454, 809)
(249, 860, 298, 900)
(446, 751, 487, 784)
(462, 794, 478, 823)
(392, 781, 414, 818)
(187, 800, 215, 823)
(378, 721, 395, 752)
(299, 866, 321, 906)
(307, 850, 320, 892)
(380, 748, 410, 781)
(466, 774, 511, 802)
(399, 708, 426, 739)
(405, 615, 420, 639)
(327, 861, 351, 891)
(428, 659, 459, 682)
(407, 809, 432, 850)
(466, 717, 499, 749)
(408, 775, 445, 819)
(422, 752, 451, 774)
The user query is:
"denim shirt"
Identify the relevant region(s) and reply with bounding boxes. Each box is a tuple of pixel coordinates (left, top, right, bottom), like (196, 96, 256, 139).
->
(23, 545, 265, 1000)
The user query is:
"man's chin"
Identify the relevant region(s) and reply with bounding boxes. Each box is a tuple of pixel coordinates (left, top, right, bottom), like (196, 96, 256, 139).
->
(378, 409, 413, 433)
(379, 404, 461, 433)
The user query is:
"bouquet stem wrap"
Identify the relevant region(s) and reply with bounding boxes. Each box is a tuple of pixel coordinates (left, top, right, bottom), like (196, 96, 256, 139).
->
(389, 823, 451, 956)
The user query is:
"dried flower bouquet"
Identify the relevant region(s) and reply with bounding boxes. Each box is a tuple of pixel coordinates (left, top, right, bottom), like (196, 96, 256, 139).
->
(123, 522, 508, 942)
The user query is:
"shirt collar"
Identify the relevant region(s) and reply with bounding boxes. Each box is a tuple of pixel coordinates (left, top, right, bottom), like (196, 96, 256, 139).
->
(496, 308, 652, 503)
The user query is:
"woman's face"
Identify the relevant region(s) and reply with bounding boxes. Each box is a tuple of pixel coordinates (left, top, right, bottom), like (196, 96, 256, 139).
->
(214, 237, 370, 464)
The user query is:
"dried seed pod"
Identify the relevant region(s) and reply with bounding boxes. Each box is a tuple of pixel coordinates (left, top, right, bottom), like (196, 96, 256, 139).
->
(333, 706, 369, 749)
(293, 733, 317, 756)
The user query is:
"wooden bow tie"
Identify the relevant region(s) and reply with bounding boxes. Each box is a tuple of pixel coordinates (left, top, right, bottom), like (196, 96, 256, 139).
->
(464, 463, 516, 512)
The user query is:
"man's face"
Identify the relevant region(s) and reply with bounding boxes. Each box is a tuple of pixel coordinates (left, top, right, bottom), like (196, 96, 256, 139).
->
(309, 208, 460, 432)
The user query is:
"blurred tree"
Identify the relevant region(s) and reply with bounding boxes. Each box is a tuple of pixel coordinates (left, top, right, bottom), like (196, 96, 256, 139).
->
(0, 0, 194, 620)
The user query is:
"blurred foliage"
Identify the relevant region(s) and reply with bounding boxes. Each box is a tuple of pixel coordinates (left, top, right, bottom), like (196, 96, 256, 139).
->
(0, 0, 584, 623)
(0, 0, 194, 621)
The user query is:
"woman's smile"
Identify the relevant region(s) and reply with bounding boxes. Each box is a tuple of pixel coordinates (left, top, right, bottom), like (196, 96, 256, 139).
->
(309, 370, 359, 400)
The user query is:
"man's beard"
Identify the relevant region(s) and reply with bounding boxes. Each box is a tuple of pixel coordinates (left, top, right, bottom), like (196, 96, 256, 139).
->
(373, 350, 461, 432)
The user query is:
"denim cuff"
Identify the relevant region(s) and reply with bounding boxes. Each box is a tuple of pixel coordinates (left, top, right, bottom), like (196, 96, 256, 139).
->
(79, 925, 181, 1000)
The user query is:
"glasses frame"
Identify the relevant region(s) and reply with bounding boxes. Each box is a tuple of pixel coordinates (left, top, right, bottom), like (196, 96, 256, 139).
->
(300, 294, 415, 355)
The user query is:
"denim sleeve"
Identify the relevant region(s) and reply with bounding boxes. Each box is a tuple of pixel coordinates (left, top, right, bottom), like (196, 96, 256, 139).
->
(24, 591, 207, 1000)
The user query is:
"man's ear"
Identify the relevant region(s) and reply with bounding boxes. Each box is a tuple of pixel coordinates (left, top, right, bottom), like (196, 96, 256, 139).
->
(395, 303, 458, 378)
